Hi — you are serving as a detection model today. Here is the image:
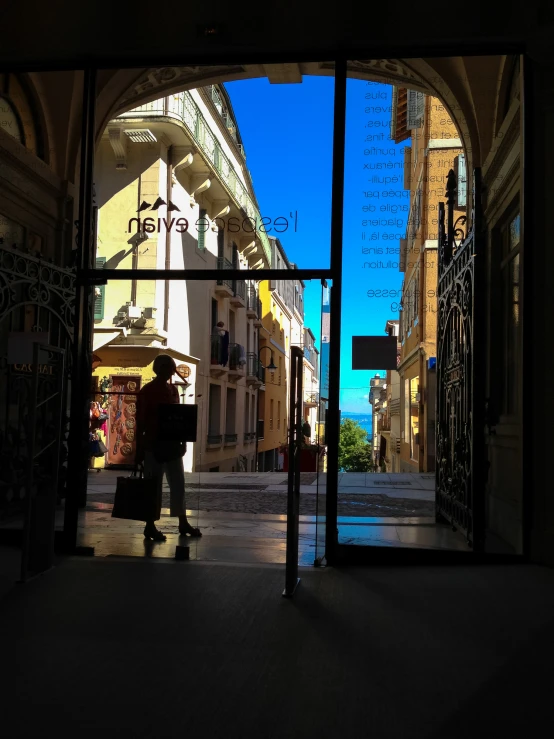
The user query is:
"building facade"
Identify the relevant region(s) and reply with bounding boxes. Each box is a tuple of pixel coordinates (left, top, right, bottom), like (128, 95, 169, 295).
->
(391, 90, 464, 473)
(376, 320, 401, 473)
(92, 84, 268, 473)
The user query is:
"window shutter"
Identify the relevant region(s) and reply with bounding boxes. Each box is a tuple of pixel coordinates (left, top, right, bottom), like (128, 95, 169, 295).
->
(416, 188, 422, 229)
(198, 208, 207, 251)
(94, 257, 106, 320)
(403, 147, 412, 189)
(407, 90, 424, 129)
(390, 87, 398, 141)
(455, 154, 467, 208)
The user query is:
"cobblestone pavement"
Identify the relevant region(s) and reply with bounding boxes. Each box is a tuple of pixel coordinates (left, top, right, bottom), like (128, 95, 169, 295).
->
(87, 487, 435, 517)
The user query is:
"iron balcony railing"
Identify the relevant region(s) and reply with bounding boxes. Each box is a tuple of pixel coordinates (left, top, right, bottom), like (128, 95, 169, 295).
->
(228, 343, 246, 371)
(234, 278, 245, 301)
(246, 352, 265, 382)
(211, 333, 224, 364)
(305, 391, 320, 405)
(217, 257, 246, 300)
(378, 417, 391, 432)
(217, 257, 234, 290)
(207, 434, 222, 445)
(246, 285, 258, 313)
(120, 91, 270, 265)
(224, 433, 238, 444)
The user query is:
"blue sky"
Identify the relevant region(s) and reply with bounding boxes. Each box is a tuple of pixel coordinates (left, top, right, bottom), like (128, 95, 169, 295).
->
(225, 77, 409, 413)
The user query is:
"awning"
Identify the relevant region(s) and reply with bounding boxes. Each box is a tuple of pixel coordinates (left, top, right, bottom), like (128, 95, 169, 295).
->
(95, 341, 200, 364)
(93, 330, 125, 351)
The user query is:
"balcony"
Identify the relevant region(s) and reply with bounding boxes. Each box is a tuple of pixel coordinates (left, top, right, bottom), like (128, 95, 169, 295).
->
(257, 420, 264, 440)
(243, 431, 255, 443)
(224, 433, 238, 446)
(215, 258, 234, 297)
(207, 434, 222, 448)
(246, 353, 264, 386)
(389, 398, 401, 416)
(210, 334, 229, 377)
(230, 279, 246, 307)
(228, 343, 246, 381)
(304, 391, 319, 407)
(120, 91, 270, 266)
(378, 417, 391, 432)
(246, 286, 259, 318)
(253, 298, 263, 327)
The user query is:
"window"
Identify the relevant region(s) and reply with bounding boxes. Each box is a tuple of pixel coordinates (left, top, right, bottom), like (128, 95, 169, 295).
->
(211, 298, 218, 331)
(407, 90, 424, 130)
(0, 95, 24, 143)
(198, 208, 208, 251)
(455, 154, 467, 208)
(94, 257, 106, 319)
(217, 227, 224, 259)
(277, 401, 281, 430)
(270, 399, 274, 430)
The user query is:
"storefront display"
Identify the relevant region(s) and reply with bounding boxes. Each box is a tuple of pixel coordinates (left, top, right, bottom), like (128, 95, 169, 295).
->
(107, 375, 142, 467)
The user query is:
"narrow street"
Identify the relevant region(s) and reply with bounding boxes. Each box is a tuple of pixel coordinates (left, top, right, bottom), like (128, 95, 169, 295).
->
(86, 471, 436, 518)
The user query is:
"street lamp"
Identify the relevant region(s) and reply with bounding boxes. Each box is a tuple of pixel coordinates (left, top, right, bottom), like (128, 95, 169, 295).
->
(258, 345, 277, 374)
(255, 345, 278, 472)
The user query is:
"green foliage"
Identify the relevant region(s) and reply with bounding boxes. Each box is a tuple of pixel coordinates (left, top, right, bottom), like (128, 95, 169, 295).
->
(339, 418, 374, 472)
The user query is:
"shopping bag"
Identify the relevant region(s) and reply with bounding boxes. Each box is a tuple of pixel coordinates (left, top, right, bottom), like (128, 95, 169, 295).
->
(112, 470, 161, 522)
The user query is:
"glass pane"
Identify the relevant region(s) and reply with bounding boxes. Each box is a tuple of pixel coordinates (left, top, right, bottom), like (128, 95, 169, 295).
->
(313, 282, 330, 564)
(337, 59, 478, 551)
(93, 65, 333, 272)
(86, 276, 325, 564)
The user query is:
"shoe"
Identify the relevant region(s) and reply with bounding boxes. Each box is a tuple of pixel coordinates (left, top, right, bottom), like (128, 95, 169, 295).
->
(144, 525, 167, 542)
(178, 525, 202, 537)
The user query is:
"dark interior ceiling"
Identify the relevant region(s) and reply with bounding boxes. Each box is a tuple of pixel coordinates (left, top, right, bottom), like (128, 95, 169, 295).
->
(0, 0, 549, 69)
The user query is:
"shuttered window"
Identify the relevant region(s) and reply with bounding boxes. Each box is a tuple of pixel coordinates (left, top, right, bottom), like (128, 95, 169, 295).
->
(407, 90, 424, 130)
(94, 257, 106, 320)
(198, 208, 207, 251)
(455, 154, 467, 208)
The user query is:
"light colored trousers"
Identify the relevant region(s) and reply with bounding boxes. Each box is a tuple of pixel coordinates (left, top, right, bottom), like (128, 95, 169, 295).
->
(143, 451, 186, 517)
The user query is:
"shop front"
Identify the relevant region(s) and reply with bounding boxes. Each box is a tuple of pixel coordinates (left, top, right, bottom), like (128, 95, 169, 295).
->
(90, 343, 198, 471)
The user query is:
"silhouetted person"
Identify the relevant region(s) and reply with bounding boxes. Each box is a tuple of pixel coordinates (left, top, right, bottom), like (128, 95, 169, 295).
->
(136, 354, 202, 541)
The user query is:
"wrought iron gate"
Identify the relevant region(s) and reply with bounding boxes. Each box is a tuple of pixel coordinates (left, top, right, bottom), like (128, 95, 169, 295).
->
(436, 168, 484, 548)
(0, 242, 75, 520)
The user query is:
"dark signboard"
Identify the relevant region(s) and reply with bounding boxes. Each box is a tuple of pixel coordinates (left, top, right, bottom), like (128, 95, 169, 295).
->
(157, 404, 198, 442)
(352, 336, 398, 371)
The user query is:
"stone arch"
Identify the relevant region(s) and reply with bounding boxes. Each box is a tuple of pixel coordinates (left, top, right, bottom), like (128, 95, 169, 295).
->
(0, 72, 46, 160)
(94, 59, 479, 176)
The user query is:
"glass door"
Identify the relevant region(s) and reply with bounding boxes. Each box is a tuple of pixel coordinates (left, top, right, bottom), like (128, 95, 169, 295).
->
(313, 280, 330, 565)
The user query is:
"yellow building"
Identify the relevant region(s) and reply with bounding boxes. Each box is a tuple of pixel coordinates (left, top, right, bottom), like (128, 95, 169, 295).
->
(256, 278, 288, 471)
(391, 89, 464, 472)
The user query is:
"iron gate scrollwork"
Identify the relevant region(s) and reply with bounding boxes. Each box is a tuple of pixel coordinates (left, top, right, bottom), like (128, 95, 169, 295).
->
(0, 242, 75, 519)
(436, 168, 484, 548)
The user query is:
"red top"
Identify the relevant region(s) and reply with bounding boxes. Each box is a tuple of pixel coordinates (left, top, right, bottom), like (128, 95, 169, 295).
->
(136, 378, 179, 450)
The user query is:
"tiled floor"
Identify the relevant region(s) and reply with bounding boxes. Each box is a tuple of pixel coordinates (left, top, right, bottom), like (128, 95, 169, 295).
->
(0, 471, 470, 565)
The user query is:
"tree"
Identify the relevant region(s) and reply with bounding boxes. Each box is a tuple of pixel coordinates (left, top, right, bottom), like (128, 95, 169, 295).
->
(346, 444, 375, 472)
(338, 418, 373, 472)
